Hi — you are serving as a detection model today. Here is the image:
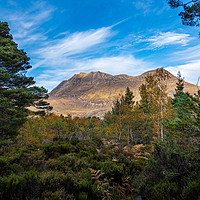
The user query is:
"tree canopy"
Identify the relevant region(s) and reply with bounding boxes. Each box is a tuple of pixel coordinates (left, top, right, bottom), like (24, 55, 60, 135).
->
(168, 0, 200, 26)
(0, 21, 52, 136)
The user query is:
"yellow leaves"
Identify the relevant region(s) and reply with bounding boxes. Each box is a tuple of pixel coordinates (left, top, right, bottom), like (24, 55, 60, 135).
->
(17, 113, 73, 146)
(193, 146, 199, 152)
(96, 148, 100, 153)
(131, 144, 152, 160)
(17, 116, 46, 146)
(139, 69, 172, 141)
(89, 168, 111, 199)
(123, 146, 129, 152)
(104, 126, 115, 138)
(45, 114, 60, 123)
(89, 168, 105, 181)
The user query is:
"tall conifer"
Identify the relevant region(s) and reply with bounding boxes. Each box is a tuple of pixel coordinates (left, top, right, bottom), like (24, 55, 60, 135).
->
(0, 21, 52, 136)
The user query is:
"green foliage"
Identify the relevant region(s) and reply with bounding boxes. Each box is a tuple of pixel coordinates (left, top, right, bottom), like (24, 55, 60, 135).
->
(17, 114, 76, 146)
(163, 72, 200, 160)
(0, 67, 200, 199)
(184, 170, 200, 199)
(43, 141, 76, 158)
(0, 21, 52, 137)
(88, 120, 95, 129)
(110, 87, 135, 116)
(139, 68, 170, 141)
(0, 170, 40, 200)
(168, 0, 200, 27)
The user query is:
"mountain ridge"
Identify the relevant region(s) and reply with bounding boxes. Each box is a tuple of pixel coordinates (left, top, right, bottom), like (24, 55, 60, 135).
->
(47, 69, 198, 118)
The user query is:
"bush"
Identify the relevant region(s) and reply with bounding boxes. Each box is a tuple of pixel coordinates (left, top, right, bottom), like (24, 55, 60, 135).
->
(100, 161, 124, 183)
(0, 157, 9, 175)
(0, 170, 40, 200)
(184, 170, 200, 200)
(43, 142, 77, 158)
(41, 189, 70, 200)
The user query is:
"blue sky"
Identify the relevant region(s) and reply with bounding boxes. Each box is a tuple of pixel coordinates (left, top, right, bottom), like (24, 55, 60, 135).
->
(0, 0, 200, 91)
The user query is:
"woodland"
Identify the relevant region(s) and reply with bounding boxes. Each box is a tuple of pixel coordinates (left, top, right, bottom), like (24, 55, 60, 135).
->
(0, 1, 200, 199)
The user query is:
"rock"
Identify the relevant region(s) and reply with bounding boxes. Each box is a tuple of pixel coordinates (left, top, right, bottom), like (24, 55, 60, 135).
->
(133, 195, 142, 200)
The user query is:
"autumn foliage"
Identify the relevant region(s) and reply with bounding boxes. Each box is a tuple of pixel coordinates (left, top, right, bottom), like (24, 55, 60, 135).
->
(0, 69, 198, 199)
(1, 21, 200, 199)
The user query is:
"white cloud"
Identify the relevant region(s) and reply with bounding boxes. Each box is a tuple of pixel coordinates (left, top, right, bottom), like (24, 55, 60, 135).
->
(36, 74, 52, 79)
(7, 0, 18, 7)
(2, 1, 55, 45)
(35, 80, 61, 92)
(119, 32, 194, 51)
(33, 26, 114, 69)
(34, 55, 154, 91)
(147, 32, 193, 48)
(132, 0, 168, 16)
(132, 0, 154, 15)
(75, 55, 153, 75)
(166, 60, 200, 85)
(172, 44, 200, 61)
(39, 27, 113, 57)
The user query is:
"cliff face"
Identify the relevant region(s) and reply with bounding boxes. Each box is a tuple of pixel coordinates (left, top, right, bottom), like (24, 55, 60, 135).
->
(47, 70, 198, 118)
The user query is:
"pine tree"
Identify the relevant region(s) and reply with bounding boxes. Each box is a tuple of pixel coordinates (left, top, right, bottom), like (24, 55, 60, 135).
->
(165, 72, 199, 137)
(111, 87, 135, 116)
(163, 72, 200, 159)
(105, 87, 135, 142)
(124, 87, 135, 107)
(0, 21, 52, 136)
(111, 98, 120, 115)
(168, 0, 200, 27)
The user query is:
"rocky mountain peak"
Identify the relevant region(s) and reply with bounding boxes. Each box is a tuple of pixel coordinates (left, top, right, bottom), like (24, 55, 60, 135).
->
(47, 69, 198, 118)
(72, 71, 112, 80)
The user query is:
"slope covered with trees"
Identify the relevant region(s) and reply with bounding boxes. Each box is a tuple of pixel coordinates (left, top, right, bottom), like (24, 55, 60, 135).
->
(0, 22, 200, 199)
(47, 69, 197, 119)
(0, 68, 199, 199)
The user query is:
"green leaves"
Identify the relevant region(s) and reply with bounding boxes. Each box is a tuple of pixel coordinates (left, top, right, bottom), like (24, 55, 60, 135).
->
(0, 21, 51, 136)
(167, 72, 200, 136)
(168, 0, 200, 27)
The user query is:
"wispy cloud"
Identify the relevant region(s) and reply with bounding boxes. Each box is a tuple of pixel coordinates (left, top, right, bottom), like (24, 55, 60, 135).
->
(172, 44, 200, 61)
(116, 31, 193, 52)
(34, 17, 130, 67)
(33, 26, 115, 69)
(75, 55, 153, 75)
(7, 0, 18, 7)
(35, 54, 154, 91)
(36, 80, 61, 91)
(1, 0, 55, 46)
(146, 32, 193, 48)
(166, 60, 200, 85)
(132, 0, 168, 16)
(132, 0, 154, 15)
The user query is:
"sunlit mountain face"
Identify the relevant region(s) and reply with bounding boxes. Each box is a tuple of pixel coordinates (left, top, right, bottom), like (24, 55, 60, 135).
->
(46, 69, 198, 118)
(0, 0, 199, 93)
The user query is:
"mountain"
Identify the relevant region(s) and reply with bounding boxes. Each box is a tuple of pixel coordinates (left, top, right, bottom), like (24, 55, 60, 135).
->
(47, 70, 198, 118)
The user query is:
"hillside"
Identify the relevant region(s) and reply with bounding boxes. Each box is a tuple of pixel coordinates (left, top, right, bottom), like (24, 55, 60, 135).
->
(47, 69, 198, 118)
